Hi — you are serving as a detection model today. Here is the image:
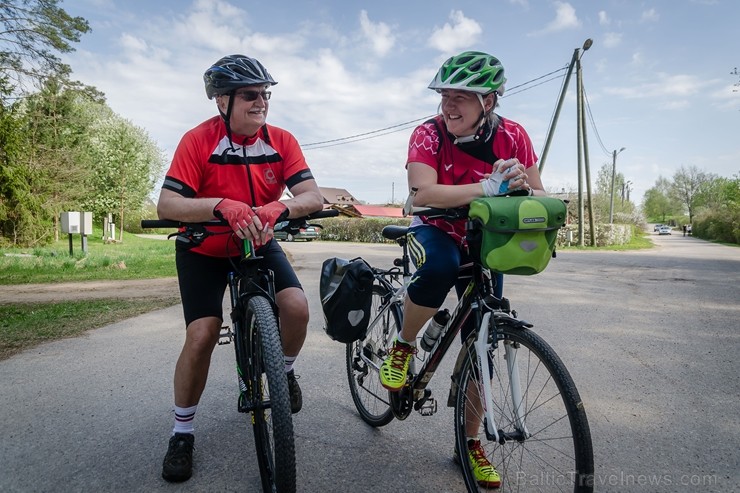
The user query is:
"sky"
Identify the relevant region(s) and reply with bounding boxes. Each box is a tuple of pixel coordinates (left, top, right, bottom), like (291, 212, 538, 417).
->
(58, 0, 740, 206)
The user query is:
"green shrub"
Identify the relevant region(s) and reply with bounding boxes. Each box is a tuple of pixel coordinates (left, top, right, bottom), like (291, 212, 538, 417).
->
(317, 217, 412, 243)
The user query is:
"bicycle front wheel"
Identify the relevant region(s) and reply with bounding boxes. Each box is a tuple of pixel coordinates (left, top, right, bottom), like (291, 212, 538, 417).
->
(453, 324, 594, 493)
(242, 296, 296, 493)
(345, 284, 400, 427)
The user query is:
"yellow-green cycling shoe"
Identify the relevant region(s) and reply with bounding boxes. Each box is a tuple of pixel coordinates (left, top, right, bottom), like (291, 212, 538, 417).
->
(454, 439, 501, 489)
(379, 339, 415, 391)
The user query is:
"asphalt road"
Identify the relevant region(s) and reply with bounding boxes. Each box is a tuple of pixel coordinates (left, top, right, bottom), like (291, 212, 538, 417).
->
(1, 232, 738, 492)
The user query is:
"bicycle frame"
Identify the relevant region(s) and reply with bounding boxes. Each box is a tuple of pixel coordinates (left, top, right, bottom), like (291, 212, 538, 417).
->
(375, 221, 531, 444)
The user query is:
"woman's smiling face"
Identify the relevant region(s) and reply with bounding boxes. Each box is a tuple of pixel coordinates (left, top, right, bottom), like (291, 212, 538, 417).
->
(439, 89, 493, 137)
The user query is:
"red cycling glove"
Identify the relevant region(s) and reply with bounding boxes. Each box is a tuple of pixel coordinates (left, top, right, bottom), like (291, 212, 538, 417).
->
(213, 198, 255, 232)
(256, 201, 289, 230)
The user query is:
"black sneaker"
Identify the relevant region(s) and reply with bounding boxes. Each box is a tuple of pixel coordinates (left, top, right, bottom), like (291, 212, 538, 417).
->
(162, 432, 194, 482)
(287, 370, 302, 414)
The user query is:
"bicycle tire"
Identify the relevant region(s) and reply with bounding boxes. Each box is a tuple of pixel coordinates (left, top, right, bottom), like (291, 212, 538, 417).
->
(241, 296, 296, 493)
(453, 324, 594, 493)
(345, 284, 400, 427)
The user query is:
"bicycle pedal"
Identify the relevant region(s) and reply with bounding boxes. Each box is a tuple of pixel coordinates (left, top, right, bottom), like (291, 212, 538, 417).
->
(218, 326, 232, 345)
(417, 398, 437, 416)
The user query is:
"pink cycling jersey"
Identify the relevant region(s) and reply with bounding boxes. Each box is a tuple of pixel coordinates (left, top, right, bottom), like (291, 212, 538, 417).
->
(406, 114, 538, 245)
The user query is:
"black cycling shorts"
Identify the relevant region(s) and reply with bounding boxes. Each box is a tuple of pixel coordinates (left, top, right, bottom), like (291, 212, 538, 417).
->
(175, 239, 302, 327)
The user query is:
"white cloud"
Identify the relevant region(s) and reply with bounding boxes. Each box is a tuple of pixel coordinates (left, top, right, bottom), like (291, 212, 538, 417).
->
(427, 10, 482, 53)
(603, 32, 622, 48)
(598, 11, 610, 26)
(63, 1, 438, 204)
(529, 2, 581, 36)
(640, 8, 659, 23)
(359, 10, 395, 57)
(604, 73, 707, 101)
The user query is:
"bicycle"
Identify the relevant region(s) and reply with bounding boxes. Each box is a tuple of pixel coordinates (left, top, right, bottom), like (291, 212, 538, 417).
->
(344, 205, 594, 492)
(142, 209, 337, 493)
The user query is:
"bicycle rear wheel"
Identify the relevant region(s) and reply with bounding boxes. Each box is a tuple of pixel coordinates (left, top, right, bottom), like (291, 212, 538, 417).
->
(241, 296, 296, 493)
(453, 324, 594, 492)
(345, 284, 400, 427)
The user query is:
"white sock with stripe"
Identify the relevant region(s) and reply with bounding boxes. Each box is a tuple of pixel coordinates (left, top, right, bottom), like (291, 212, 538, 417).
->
(172, 404, 197, 435)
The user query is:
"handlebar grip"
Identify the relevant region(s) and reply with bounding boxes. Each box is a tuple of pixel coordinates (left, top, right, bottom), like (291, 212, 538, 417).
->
(141, 219, 182, 229)
(306, 209, 339, 220)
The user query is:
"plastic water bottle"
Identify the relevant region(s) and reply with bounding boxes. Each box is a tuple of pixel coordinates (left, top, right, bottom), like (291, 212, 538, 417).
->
(420, 309, 451, 352)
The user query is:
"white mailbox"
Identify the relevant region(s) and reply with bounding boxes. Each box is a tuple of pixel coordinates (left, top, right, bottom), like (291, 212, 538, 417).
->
(61, 211, 81, 234)
(80, 212, 94, 235)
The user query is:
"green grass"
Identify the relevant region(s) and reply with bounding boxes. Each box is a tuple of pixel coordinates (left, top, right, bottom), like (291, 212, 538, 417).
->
(0, 297, 180, 360)
(558, 229, 654, 251)
(0, 229, 181, 360)
(599, 230, 654, 251)
(0, 229, 177, 284)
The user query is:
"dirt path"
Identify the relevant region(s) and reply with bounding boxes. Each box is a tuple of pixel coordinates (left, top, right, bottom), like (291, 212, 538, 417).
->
(0, 278, 180, 304)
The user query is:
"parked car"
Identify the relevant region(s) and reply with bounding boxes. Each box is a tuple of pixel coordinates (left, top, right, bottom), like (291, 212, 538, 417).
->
(653, 224, 664, 232)
(657, 226, 672, 235)
(273, 222, 322, 242)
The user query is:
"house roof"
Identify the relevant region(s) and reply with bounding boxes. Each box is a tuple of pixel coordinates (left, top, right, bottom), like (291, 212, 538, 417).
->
(353, 204, 404, 218)
(318, 187, 359, 205)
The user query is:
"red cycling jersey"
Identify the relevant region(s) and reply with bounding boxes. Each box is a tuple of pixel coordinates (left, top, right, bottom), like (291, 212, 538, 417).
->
(406, 114, 538, 245)
(162, 116, 314, 257)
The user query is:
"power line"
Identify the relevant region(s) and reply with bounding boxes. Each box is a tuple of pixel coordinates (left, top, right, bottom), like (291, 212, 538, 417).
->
(302, 115, 434, 149)
(302, 65, 570, 149)
(582, 82, 612, 157)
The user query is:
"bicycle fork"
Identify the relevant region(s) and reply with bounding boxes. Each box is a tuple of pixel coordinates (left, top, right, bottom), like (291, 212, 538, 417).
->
(474, 313, 529, 443)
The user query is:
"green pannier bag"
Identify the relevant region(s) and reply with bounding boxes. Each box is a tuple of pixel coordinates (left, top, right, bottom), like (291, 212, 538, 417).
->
(468, 196, 567, 275)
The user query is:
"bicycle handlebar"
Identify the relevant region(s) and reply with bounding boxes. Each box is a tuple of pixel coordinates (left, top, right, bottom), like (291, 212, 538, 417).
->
(140, 208, 339, 230)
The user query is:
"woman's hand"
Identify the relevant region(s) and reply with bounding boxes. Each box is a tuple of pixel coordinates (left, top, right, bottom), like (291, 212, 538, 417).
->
(496, 158, 532, 194)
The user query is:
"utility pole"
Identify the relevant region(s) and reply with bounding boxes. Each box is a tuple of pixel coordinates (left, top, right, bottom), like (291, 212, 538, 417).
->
(539, 52, 578, 174)
(608, 147, 626, 223)
(575, 38, 593, 246)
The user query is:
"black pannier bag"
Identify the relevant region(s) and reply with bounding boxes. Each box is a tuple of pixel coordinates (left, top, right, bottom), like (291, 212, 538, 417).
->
(319, 257, 375, 343)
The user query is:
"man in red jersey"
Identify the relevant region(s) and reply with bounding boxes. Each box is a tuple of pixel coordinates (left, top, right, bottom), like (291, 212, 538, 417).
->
(157, 54, 323, 482)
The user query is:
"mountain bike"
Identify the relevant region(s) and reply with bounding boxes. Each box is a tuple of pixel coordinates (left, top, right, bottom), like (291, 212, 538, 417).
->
(345, 206, 594, 492)
(143, 209, 337, 493)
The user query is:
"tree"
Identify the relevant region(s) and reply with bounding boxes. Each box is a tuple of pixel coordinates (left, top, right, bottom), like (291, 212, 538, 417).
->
(671, 165, 713, 223)
(0, 80, 47, 245)
(0, 0, 90, 94)
(83, 111, 165, 242)
(594, 162, 626, 218)
(22, 77, 101, 240)
(642, 176, 681, 222)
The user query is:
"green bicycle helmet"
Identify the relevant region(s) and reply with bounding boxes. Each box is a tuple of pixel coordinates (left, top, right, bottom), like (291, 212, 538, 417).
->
(428, 51, 506, 95)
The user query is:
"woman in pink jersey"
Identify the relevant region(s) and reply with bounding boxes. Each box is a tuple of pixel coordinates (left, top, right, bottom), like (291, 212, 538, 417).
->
(379, 51, 545, 489)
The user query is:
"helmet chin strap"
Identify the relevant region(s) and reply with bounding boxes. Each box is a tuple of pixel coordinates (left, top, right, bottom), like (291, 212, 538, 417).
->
(452, 93, 489, 145)
(218, 91, 237, 151)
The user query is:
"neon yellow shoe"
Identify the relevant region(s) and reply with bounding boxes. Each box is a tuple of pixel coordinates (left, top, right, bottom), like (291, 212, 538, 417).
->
(379, 339, 415, 391)
(455, 439, 502, 489)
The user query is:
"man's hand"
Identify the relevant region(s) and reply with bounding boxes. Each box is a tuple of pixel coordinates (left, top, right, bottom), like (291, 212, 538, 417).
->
(256, 201, 289, 229)
(213, 198, 261, 239)
(255, 201, 289, 245)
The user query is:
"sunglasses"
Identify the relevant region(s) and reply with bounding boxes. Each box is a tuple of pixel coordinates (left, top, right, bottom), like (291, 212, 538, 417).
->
(234, 90, 271, 102)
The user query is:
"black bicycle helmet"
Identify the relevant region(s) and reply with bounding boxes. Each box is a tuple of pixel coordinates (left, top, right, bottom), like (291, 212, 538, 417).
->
(203, 54, 278, 99)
